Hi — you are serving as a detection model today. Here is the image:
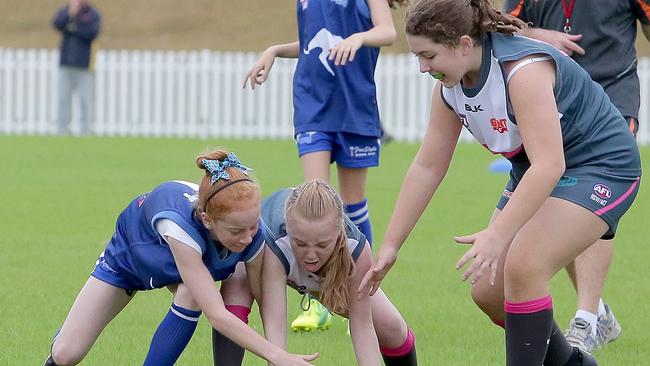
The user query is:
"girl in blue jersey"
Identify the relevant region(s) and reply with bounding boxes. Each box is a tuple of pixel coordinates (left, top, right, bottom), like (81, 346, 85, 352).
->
(259, 180, 417, 366)
(358, 1, 641, 365)
(243, 0, 409, 338)
(43, 150, 317, 366)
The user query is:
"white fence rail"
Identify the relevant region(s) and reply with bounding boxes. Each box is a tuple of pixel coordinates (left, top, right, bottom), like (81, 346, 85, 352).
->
(1, 48, 649, 144)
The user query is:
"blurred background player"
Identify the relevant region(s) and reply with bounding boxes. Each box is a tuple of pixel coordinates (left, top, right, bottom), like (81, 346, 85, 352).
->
(504, 0, 650, 352)
(52, 0, 101, 136)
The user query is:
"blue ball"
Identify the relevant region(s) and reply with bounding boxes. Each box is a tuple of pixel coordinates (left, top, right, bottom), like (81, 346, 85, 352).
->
(489, 158, 512, 174)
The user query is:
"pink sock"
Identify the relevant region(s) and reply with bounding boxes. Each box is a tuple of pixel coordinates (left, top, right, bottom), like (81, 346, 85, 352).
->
(380, 328, 415, 357)
(225, 305, 251, 324)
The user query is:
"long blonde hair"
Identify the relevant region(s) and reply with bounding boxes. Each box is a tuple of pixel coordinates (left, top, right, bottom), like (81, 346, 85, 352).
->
(285, 180, 354, 315)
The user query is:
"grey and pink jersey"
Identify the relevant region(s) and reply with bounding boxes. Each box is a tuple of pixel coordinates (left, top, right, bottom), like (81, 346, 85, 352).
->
(441, 32, 640, 177)
(261, 188, 366, 296)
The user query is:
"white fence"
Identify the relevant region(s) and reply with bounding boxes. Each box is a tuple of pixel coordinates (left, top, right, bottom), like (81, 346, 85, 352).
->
(1, 48, 649, 144)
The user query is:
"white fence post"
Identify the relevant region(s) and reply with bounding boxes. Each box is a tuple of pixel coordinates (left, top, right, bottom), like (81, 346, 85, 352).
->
(0, 47, 648, 145)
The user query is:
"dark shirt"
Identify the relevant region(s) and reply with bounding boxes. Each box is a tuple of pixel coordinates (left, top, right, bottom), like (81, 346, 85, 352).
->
(52, 4, 101, 69)
(504, 0, 650, 119)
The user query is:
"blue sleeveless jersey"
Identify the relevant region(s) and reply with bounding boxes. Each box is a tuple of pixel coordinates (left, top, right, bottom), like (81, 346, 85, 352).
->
(294, 0, 381, 137)
(102, 181, 265, 290)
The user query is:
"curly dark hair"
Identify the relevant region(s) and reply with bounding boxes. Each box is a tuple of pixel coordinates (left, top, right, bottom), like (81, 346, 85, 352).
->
(405, 0, 527, 47)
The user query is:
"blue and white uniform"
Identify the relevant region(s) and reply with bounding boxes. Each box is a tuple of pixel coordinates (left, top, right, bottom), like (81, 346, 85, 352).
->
(261, 188, 366, 296)
(440, 33, 641, 238)
(92, 180, 265, 291)
(294, 0, 381, 168)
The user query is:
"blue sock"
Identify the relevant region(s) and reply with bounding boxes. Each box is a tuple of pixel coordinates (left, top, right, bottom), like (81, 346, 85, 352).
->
(344, 198, 373, 246)
(144, 303, 202, 366)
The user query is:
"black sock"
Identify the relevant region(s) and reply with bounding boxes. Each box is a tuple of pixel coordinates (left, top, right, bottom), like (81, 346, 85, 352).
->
(543, 321, 574, 366)
(381, 329, 417, 366)
(43, 355, 58, 366)
(505, 296, 554, 366)
(382, 348, 417, 366)
(212, 328, 245, 366)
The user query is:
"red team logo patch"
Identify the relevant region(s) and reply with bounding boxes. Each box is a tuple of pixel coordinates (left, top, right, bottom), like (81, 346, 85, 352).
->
(490, 118, 509, 133)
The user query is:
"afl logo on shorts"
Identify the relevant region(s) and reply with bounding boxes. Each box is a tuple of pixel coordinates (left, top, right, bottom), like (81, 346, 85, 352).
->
(593, 184, 612, 199)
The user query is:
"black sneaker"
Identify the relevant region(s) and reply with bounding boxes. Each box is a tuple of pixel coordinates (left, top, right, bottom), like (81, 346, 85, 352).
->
(566, 347, 598, 366)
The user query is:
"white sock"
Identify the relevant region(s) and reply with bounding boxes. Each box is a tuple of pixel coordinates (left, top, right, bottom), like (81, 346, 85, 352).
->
(575, 309, 598, 337)
(598, 299, 607, 317)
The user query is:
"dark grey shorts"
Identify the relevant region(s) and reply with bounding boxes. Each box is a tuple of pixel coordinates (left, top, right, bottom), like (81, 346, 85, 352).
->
(497, 167, 640, 240)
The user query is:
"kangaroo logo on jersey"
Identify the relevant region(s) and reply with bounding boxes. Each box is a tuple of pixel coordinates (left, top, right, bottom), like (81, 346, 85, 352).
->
(464, 104, 483, 112)
(490, 118, 509, 133)
(303, 28, 343, 76)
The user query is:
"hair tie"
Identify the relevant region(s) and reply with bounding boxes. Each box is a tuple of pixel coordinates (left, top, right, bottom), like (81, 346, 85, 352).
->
(202, 152, 252, 185)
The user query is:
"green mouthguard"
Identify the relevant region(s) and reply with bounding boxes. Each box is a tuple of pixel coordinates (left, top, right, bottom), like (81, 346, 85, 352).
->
(431, 72, 446, 80)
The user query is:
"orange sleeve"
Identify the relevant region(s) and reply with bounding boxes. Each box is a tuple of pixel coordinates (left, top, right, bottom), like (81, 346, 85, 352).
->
(633, 0, 650, 24)
(504, 0, 526, 18)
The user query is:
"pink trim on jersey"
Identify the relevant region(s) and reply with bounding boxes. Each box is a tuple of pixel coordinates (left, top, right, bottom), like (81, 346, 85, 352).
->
(481, 144, 523, 159)
(225, 305, 251, 324)
(505, 295, 553, 314)
(595, 177, 640, 216)
(380, 328, 415, 357)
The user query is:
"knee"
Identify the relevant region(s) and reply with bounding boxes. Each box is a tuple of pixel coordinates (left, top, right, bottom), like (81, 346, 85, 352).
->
(471, 280, 504, 321)
(504, 257, 547, 295)
(173, 283, 200, 310)
(220, 272, 253, 306)
(51, 339, 85, 366)
(375, 314, 408, 348)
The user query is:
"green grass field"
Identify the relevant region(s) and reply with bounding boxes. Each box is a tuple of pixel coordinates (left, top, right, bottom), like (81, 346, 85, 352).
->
(1, 136, 648, 365)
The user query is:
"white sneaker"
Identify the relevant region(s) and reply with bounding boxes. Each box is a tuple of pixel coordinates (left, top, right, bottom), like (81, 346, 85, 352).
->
(565, 318, 599, 353)
(595, 303, 621, 346)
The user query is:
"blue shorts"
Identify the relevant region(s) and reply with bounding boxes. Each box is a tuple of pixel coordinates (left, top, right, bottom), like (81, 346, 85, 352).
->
(497, 166, 640, 240)
(295, 131, 380, 168)
(91, 250, 140, 294)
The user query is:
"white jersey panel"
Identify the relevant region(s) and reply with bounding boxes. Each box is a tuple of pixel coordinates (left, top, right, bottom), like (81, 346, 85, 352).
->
(442, 55, 523, 158)
(274, 235, 361, 295)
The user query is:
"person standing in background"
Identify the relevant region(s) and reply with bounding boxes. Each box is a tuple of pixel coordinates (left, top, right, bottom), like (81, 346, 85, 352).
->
(503, 0, 650, 353)
(52, 0, 101, 136)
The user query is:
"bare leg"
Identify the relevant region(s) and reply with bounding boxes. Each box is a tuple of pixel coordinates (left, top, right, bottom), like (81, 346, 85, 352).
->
(504, 198, 607, 366)
(566, 239, 613, 315)
(300, 151, 331, 182)
(471, 208, 507, 325)
(336, 165, 368, 204)
(370, 289, 408, 348)
(51, 277, 134, 365)
(213, 263, 253, 366)
(371, 289, 417, 365)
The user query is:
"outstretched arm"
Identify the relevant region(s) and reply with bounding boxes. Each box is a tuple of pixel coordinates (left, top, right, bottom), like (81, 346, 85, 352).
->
(243, 41, 299, 89)
(168, 238, 317, 366)
(348, 245, 382, 366)
(358, 84, 462, 297)
(329, 0, 396, 65)
(260, 246, 290, 355)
